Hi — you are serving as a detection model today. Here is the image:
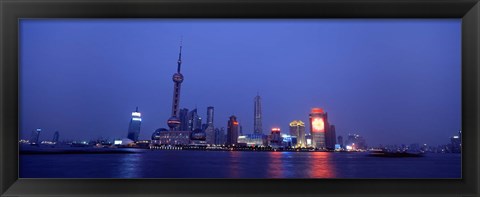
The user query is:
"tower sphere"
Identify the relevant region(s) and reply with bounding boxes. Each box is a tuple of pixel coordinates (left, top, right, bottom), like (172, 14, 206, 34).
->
(172, 73, 184, 83)
(167, 116, 181, 129)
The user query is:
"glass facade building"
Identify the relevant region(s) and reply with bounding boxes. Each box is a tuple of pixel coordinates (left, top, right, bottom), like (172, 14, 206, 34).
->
(179, 108, 189, 131)
(127, 107, 142, 141)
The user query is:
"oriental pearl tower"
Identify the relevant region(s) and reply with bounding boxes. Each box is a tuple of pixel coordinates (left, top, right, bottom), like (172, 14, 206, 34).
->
(167, 41, 184, 131)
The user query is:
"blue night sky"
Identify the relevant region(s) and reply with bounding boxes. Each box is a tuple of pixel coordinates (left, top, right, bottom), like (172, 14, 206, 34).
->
(19, 19, 461, 146)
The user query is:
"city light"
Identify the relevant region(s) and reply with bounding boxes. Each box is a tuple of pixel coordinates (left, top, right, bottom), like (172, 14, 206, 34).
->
(306, 139, 312, 145)
(132, 117, 142, 121)
(272, 128, 281, 132)
(312, 118, 324, 132)
(289, 120, 305, 127)
(132, 112, 141, 117)
(311, 108, 324, 113)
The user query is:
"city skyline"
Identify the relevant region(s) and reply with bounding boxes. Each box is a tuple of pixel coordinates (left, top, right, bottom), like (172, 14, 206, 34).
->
(19, 19, 461, 146)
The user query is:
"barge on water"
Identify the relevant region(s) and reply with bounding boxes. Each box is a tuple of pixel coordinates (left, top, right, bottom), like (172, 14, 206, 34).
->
(368, 149, 424, 158)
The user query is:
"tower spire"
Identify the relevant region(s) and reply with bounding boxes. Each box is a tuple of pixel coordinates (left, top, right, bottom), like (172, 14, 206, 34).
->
(177, 37, 183, 73)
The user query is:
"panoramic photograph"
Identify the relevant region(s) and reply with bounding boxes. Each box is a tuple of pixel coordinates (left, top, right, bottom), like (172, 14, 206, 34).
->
(19, 19, 461, 178)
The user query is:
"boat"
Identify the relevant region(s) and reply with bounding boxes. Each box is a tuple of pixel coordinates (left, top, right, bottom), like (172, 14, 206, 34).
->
(368, 149, 424, 157)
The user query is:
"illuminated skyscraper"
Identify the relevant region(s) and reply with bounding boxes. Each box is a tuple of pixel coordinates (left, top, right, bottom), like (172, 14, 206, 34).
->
(127, 107, 142, 141)
(253, 93, 263, 134)
(226, 115, 239, 146)
(205, 106, 215, 144)
(179, 108, 189, 131)
(309, 108, 328, 149)
(289, 120, 306, 147)
(167, 41, 185, 131)
(269, 128, 282, 147)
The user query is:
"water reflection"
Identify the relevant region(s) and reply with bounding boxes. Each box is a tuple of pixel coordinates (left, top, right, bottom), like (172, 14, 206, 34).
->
(228, 151, 241, 177)
(267, 151, 285, 178)
(309, 152, 335, 178)
(117, 154, 142, 178)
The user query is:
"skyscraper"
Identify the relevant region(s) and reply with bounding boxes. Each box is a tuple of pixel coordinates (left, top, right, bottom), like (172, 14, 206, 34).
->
(269, 128, 282, 147)
(179, 108, 189, 131)
(205, 106, 215, 145)
(345, 134, 367, 150)
(127, 107, 142, 141)
(187, 108, 202, 131)
(206, 106, 214, 126)
(253, 93, 263, 134)
(214, 128, 225, 145)
(289, 120, 306, 147)
(30, 128, 41, 145)
(226, 115, 239, 146)
(167, 42, 185, 131)
(337, 135, 344, 148)
(309, 108, 328, 149)
(325, 124, 337, 150)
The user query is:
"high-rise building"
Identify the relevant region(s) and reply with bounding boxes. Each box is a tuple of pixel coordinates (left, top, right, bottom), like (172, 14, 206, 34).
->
(226, 115, 239, 146)
(187, 108, 202, 131)
(127, 107, 142, 141)
(270, 128, 282, 147)
(206, 106, 214, 126)
(205, 106, 215, 144)
(309, 108, 328, 149)
(337, 135, 344, 148)
(214, 128, 226, 145)
(179, 108, 189, 131)
(52, 131, 60, 144)
(253, 93, 263, 134)
(30, 128, 41, 145)
(167, 42, 185, 131)
(345, 133, 367, 150)
(325, 124, 337, 150)
(289, 120, 306, 147)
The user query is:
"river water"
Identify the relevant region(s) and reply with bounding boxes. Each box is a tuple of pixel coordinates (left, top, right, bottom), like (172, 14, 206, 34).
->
(19, 150, 461, 178)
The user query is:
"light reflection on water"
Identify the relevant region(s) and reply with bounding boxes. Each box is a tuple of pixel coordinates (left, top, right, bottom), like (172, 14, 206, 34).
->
(20, 151, 460, 178)
(116, 153, 142, 178)
(309, 152, 335, 178)
(267, 151, 284, 178)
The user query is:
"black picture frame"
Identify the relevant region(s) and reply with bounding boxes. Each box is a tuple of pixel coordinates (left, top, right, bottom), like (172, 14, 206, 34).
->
(1, 0, 479, 196)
